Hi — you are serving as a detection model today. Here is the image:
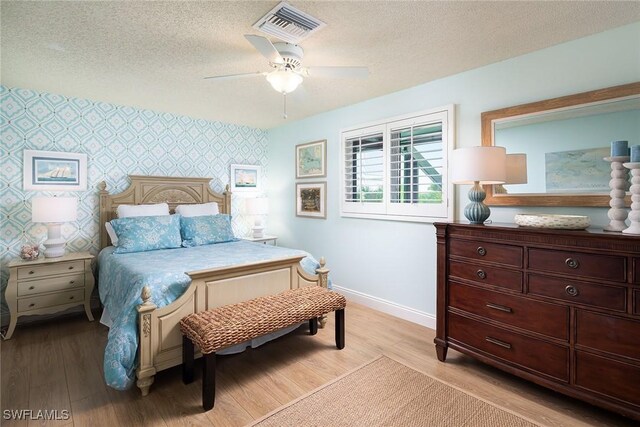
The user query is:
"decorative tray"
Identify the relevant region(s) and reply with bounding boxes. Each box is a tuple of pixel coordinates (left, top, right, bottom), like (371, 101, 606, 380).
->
(514, 214, 591, 230)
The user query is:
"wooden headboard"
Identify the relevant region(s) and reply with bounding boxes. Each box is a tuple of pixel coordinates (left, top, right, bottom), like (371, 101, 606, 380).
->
(98, 175, 231, 250)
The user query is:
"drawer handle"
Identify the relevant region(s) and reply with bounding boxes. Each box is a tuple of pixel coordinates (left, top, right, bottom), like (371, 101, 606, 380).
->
(69, 281, 75, 284)
(69, 296, 75, 300)
(476, 269, 487, 280)
(565, 258, 579, 269)
(486, 302, 513, 313)
(565, 285, 579, 297)
(29, 303, 35, 308)
(28, 271, 35, 275)
(29, 286, 35, 290)
(485, 336, 512, 349)
(68, 266, 74, 270)
(477, 246, 487, 256)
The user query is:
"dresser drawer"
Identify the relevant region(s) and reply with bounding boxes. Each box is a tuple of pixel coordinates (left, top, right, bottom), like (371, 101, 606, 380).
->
(528, 249, 625, 282)
(634, 290, 640, 316)
(18, 289, 84, 312)
(17, 260, 84, 280)
(17, 273, 85, 296)
(576, 311, 640, 360)
(449, 260, 522, 292)
(448, 312, 569, 381)
(449, 282, 568, 340)
(449, 239, 522, 267)
(528, 274, 626, 312)
(576, 351, 640, 407)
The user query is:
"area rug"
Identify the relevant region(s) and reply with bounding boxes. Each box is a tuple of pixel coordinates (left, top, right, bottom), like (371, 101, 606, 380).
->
(249, 356, 541, 427)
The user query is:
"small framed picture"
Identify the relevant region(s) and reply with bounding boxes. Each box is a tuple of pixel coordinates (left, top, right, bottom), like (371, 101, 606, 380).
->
(296, 139, 326, 179)
(296, 182, 326, 219)
(230, 164, 261, 192)
(23, 150, 87, 191)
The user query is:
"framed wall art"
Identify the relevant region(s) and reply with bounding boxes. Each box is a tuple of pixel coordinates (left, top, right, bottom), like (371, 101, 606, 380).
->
(296, 182, 326, 219)
(230, 164, 261, 192)
(23, 150, 87, 191)
(296, 139, 326, 179)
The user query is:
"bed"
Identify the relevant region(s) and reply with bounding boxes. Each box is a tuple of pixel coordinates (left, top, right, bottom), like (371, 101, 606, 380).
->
(98, 175, 329, 396)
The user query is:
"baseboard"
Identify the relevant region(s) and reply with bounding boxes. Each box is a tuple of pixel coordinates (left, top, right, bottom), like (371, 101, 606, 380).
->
(332, 285, 436, 330)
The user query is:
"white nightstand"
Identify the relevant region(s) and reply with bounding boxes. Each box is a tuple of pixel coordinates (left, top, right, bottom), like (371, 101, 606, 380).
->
(3, 252, 95, 340)
(241, 235, 278, 246)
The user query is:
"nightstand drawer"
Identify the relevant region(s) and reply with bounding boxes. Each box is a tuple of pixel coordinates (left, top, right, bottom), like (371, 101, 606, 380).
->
(18, 273, 85, 296)
(17, 260, 84, 280)
(18, 289, 85, 312)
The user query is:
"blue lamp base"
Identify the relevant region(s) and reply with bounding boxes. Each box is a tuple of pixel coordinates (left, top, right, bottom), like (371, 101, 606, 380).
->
(464, 182, 491, 224)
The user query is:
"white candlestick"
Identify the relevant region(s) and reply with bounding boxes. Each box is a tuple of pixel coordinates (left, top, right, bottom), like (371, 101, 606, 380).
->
(603, 156, 629, 232)
(623, 162, 640, 235)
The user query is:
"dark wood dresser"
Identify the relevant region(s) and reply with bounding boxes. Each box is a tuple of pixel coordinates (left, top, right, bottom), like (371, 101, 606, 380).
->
(434, 222, 640, 420)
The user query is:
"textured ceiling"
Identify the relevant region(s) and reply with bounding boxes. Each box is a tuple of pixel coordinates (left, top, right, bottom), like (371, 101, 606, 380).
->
(2, 1, 639, 129)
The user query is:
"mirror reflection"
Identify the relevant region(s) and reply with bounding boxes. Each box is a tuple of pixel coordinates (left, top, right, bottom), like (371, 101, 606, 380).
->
(494, 96, 640, 195)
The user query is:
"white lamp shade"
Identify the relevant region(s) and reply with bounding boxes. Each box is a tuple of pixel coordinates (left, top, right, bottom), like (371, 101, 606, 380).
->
(266, 70, 303, 94)
(505, 153, 528, 185)
(32, 197, 78, 223)
(245, 197, 269, 215)
(451, 146, 507, 185)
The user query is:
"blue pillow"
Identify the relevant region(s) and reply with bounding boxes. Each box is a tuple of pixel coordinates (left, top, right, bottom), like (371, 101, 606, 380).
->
(180, 214, 235, 247)
(110, 215, 182, 254)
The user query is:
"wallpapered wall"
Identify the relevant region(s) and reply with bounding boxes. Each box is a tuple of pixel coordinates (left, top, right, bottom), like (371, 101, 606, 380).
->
(0, 85, 268, 325)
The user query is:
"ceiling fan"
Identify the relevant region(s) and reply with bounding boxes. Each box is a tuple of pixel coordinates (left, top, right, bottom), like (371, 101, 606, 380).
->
(204, 35, 369, 118)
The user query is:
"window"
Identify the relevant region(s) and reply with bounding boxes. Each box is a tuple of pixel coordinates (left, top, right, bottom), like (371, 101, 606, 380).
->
(340, 106, 453, 222)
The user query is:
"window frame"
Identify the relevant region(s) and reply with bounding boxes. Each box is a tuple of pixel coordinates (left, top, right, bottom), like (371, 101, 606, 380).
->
(339, 105, 454, 223)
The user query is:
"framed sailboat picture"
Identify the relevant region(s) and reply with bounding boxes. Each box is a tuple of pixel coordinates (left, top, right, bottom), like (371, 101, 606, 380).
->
(23, 150, 87, 191)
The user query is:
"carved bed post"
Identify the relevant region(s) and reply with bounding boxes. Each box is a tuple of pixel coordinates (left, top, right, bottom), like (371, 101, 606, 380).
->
(316, 257, 330, 328)
(136, 286, 157, 396)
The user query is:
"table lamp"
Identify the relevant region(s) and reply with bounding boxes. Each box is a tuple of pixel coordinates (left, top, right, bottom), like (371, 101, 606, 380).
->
(451, 146, 506, 224)
(494, 153, 528, 194)
(245, 197, 269, 238)
(32, 196, 78, 258)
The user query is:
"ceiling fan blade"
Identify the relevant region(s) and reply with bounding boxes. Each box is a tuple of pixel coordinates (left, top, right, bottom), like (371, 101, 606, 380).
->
(304, 66, 369, 79)
(204, 71, 266, 81)
(244, 35, 284, 64)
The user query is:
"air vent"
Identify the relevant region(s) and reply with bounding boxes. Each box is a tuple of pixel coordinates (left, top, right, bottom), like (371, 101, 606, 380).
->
(253, 2, 326, 44)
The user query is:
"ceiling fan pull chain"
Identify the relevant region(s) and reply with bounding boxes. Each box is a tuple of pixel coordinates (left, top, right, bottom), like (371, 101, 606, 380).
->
(283, 92, 288, 119)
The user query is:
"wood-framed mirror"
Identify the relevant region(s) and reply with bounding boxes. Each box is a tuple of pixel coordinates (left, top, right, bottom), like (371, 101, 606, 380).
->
(482, 82, 640, 207)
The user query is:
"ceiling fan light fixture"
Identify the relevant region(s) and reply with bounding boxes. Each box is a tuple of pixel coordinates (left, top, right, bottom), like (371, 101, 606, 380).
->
(266, 69, 303, 94)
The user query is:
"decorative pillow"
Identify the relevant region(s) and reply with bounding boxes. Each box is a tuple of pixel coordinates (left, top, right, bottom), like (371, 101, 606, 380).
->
(105, 222, 119, 246)
(117, 203, 169, 218)
(111, 215, 182, 254)
(180, 214, 235, 247)
(175, 202, 220, 217)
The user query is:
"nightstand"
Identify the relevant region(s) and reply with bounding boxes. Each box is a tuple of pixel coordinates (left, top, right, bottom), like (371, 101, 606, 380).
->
(3, 252, 95, 340)
(242, 235, 278, 246)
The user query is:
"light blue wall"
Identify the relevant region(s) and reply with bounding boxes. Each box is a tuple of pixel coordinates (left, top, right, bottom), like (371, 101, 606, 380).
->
(0, 86, 268, 325)
(267, 23, 640, 318)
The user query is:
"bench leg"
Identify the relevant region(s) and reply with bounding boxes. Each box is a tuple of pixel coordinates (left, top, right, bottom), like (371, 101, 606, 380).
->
(335, 309, 345, 349)
(203, 352, 216, 411)
(183, 335, 194, 384)
(309, 317, 318, 335)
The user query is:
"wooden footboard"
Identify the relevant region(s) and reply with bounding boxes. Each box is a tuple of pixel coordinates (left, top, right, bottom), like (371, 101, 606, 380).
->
(135, 255, 329, 396)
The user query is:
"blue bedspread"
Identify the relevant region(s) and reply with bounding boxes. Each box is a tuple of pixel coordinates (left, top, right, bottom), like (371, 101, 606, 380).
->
(98, 240, 323, 390)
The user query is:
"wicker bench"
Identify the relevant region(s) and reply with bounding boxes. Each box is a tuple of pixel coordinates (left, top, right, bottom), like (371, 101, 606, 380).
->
(180, 286, 347, 410)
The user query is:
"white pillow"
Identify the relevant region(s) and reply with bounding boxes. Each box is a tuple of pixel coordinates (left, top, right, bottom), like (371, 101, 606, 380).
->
(175, 202, 219, 217)
(116, 203, 169, 218)
(105, 222, 119, 246)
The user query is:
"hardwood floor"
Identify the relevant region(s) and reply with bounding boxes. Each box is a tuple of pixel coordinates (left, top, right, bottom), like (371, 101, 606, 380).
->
(1, 302, 636, 426)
